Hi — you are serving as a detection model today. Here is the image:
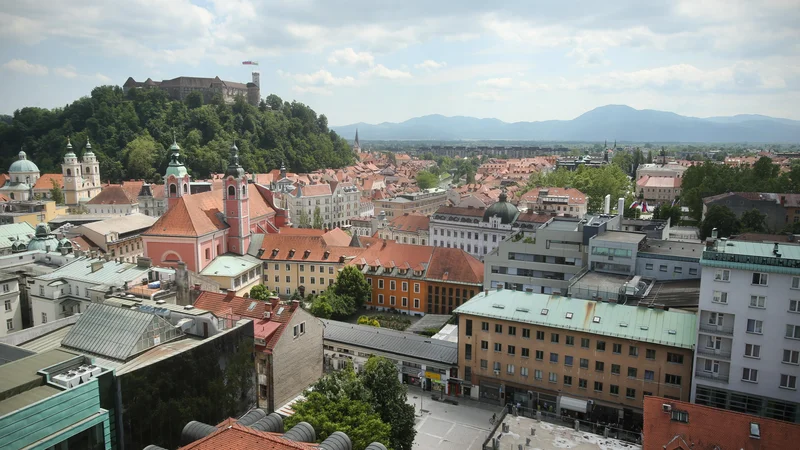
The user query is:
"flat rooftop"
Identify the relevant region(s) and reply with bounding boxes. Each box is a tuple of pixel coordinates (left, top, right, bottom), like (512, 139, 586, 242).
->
(0, 349, 79, 416)
(542, 219, 580, 232)
(639, 239, 704, 258)
(594, 231, 647, 244)
(571, 271, 631, 292)
(640, 279, 701, 309)
(488, 414, 640, 450)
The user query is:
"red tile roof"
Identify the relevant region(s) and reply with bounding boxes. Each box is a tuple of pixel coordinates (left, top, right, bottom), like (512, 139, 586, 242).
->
(258, 230, 358, 263)
(33, 173, 63, 190)
(426, 247, 484, 285)
(181, 422, 319, 449)
(433, 206, 486, 217)
(520, 187, 586, 204)
(194, 291, 271, 320)
(642, 396, 800, 450)
(86, 185, 138, 205)
(145, 188, 276, 237)
(291, 184, 331, 197)
(516, 212, 556, 223)
(350, 240, 433, 270)
(388, 213, 429, 232)
(636, 176, 681, 189)
(0, 193, 10, 202)
(0, 174, 9, 188)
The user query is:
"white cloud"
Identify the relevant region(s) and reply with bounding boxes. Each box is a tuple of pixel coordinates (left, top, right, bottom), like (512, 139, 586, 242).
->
(328, 48, 375, 67)
(54, 65, 78, 78)
(567, 47, 610, 67)
(477, 77, 514, 88)
(2, 59, 48, 75)
(466, 91, 508, 102)
(95, 73, 112, 83)
(279, 69, 356, 86)
(360, 64, 412, 79)
(414, 59, 447, 70)
(292, 85, 333, 96)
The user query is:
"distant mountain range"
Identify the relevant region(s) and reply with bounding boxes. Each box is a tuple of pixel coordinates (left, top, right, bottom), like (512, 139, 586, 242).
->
(331, 105, 800, 143)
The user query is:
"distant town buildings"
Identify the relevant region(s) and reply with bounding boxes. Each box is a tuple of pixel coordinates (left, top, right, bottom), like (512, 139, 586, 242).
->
(702, 192, 800, 232)
(376, 212, 430, 245)
(374, 188, 448, 218)
(520, 187, 587, 217)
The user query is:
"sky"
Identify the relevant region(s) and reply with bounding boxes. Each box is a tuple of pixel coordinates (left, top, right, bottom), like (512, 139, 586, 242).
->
(1, 0, 799, 126)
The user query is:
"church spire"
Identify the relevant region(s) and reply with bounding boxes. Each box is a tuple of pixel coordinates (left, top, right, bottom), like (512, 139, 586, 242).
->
(353, 129, 361, 154)
(226, 141, 245, 178)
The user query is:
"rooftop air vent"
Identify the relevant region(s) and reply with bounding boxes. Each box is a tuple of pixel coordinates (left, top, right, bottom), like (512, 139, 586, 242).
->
(492, 303, 505, 309)
(592, 316, 601, 323)
(565, 312, 573, 319)
(619, 322, 628, 328)
(668, 329, 677, 335)
(640, 325, 649, 330)
(516, 307, 529, 313)
(541, 308, 549, 315)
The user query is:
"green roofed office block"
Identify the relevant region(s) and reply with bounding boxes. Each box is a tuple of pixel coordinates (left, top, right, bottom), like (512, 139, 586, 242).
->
(454, 288, 696, 430)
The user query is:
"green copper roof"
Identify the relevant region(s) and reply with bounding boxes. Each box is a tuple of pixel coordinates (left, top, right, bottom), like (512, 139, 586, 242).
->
(454, 289, 697, 350)
(701, 240, 800, 275)
(83, 138, 94, 156)
(483, 191, 519, 224)
(64, 138, 76, 158)
(199, 254, 259, 277)
(165, 140, 188, 179)
(9, 151, 39, 173)
(225, 142, 245, 178)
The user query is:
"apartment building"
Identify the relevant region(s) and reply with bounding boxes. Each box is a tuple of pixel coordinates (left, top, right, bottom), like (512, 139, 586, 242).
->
(586, 231, 703, 281)
(374, 188, 448, 218)
(635, 162, 688, 180)
(73, 213, 157, 263)
(456, 289, 696, 428)
(354, 240, 484, 315)
(636, 176, 682, 204)
(285, 182, 362, 229)
(255, 229, 364, 298)
(484, 214, 621, 295)
(691, 238, 800, 422)
(377, 212, 429, 245)
(520, 187, 587, 218)
(0, 273, 20, 337)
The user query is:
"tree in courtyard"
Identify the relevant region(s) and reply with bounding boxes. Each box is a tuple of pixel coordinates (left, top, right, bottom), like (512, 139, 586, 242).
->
(249, 284, 272, 301)
(296, 209, 311, 228)
(700, 205, 740, 239)
(332, 266, 371, 308)
(286, 392, 391, 450)
(308, 297, 333, 319)
(313, 206, 324, 229)
(740, 208, 767, 233)
(49, 178, 64, 204)
(653, 204, 681, 225)
(415, 170, 438, 190)
(361, 356, 417, 450)
(315, 291, 355, 318)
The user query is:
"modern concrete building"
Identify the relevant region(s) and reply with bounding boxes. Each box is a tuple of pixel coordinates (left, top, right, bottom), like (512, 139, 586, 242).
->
(455, 289, 696, 428)
(323, 319, 459, 394)
(484, 214, 621, 295)
(691, 238, 800, 422)
(374, 188, 448, 219)
(0, 349, 114, 450)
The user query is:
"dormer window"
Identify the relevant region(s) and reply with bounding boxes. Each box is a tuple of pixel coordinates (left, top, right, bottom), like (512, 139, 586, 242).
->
(288, 249, 296, 257)
(303, 250, 311, 259)
(323, 250, 330, 259)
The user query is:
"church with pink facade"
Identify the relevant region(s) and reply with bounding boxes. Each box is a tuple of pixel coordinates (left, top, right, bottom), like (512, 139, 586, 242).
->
(142, 141, 288, 272)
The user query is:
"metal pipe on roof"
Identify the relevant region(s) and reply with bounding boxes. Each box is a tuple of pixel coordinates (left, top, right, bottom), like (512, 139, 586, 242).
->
(236, 407, 267, 426)
(318, 431, 352, 450)
(283, 421, 316, 442)
(364, 443, 388, 450)
(250, 412, 284, 433)
(143, 446, 168, 450)
(180, 421, 217, 446)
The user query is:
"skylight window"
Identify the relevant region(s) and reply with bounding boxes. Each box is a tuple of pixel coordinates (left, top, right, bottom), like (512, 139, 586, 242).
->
(668, 329, 677, 335)
(565, 312, 573, 319)
(541, 309, 549, 315)
(592, 316, 601, 323)
(619, 322, 628, 327)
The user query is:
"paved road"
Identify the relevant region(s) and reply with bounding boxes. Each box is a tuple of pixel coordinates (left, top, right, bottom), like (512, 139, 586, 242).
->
(406, 387, 502, 450)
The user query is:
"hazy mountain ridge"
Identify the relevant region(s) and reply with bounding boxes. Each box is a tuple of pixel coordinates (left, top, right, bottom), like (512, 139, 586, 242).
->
(332, 105, 800, 143)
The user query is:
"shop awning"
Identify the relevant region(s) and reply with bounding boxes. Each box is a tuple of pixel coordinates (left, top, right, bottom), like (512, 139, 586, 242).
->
(560, 396, 588, 413)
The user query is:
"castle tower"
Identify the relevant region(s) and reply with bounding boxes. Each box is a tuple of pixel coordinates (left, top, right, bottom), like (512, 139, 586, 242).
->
(82, 139, 101, 188)
(164, 139, 190, 210)
(252, 71, 260, 88)
(224, 141, 250, 255)
(62, 138, 81, 205)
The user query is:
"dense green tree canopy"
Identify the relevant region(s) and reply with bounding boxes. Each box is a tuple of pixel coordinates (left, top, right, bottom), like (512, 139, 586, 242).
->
(332, 266, 371, 308)
(248, 284, 272, 301)
(526, 165, 631, 213)
(415, 170, 439, 189)
(361, 357, 417, 450)
(700, 205, 740, 239)
(0, 86, 355, 183)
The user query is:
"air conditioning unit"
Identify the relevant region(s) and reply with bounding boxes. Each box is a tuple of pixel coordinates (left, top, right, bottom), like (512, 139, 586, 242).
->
(662, 404, 672, 412)
(53, 371, 81, 388)
(494, 370, 500, 376)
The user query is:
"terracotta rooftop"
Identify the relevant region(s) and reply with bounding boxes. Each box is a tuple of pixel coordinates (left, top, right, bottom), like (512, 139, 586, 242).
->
(33, 173, 63, 191)
(194, 290, 271, 320)
(642, 396, 800, 450)
(636, 176, 681, 189)
(433, 205, 486, 217)
(291, 183, 332, 197)
(516, 211, 556, 223)
(86, 185, 138, 205)
(144, 188, 276, 237)
(180, 422, 319, 450)
(426, 247, 484, 285)
(388, 213, 429, 232)
(257, 229, 359, 263)
(520, 187, 587, 204)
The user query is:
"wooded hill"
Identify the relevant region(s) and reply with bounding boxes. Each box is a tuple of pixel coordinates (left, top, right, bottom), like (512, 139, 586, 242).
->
(0, 87, 355, 183)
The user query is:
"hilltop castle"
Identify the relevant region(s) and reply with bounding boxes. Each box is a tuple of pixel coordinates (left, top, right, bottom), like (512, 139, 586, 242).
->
(123, 72, 261, 107)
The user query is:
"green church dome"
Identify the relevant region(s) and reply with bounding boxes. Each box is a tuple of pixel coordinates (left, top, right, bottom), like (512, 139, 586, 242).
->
(483, 192, 520, 224)
(9, 151, 40, 173)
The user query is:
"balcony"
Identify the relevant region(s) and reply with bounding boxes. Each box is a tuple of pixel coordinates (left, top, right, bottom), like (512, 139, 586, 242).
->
(697, 347, 732, 360)
(694, 369, 729, 383)
(699, 323, 734, 336)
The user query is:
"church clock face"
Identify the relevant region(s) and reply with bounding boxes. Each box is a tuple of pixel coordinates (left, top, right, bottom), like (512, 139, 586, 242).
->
(66, 177, 72, 183)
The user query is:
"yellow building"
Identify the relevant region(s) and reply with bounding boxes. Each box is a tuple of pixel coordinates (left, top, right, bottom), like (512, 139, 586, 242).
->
(199, 254, 263, 297)
(0, 200, 66, 227)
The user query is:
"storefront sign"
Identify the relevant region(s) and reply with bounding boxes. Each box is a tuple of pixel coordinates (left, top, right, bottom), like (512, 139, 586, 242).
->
(425, 371, 441, 380)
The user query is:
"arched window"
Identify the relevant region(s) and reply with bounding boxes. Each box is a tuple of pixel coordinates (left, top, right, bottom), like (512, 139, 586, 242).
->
(86, 167, 90, 174)
(66, 169, 71, 176)
(228, 185, 236, 198)
(183, 183, 188, 194)
(241, 184, 247, 197)
(9, 193, 14, 200)
(169, 184, 177, 195)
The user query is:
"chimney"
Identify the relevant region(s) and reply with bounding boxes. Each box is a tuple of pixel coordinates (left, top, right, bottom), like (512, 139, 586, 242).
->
(270, 297, 280, 311)
(618, 197, 625, 215)
(603, 194, 610, 215)
(711, 228, 718, 239)
(91, 261, 103, 273)
(225, 289, 236, 300)
(484, 288, 489, 296)
(496, 285, 503, 291)
(290, 300, 300, 311)
(137, 256, 152, 268)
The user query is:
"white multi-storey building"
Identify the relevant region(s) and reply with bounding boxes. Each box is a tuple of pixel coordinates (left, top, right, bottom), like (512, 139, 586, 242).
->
(0, 273, 21, 337)
(285, 182, 361, 229)
(692, 238, 800, 423)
